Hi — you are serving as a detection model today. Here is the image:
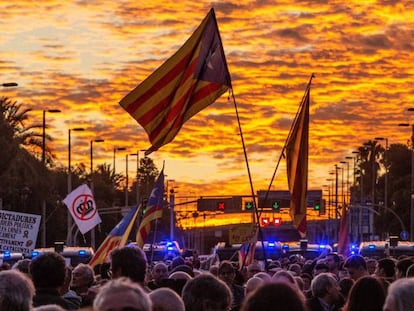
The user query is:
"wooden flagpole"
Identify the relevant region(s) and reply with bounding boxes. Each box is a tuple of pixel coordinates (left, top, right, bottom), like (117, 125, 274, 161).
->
(230, 89, 268, 271)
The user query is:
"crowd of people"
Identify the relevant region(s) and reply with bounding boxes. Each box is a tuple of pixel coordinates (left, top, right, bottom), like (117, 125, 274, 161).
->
(1, 245, 414, 311)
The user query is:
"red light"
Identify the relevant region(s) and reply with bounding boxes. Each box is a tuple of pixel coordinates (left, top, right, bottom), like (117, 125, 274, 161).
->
(272, 217, 282, 226)
(261, 217, 270, 227)
(217, 202, 225, 210)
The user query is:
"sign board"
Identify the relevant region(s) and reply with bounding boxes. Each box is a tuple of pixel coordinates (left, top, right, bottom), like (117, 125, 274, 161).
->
(229, 224, 257, 245)
(0, 210, 41, 256)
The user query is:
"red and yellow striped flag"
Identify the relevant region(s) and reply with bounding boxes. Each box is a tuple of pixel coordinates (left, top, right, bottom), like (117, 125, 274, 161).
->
(286, 85, 310, 238)
(120, 8, 231, 154)
(136, 169, 165, 247)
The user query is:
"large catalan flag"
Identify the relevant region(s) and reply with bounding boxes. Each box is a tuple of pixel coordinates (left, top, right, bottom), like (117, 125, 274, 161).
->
(89, 204, 140, 268)
(286, 82, 311, 238)
(119, 8, 231, 154)
(136, 169, 165, 247)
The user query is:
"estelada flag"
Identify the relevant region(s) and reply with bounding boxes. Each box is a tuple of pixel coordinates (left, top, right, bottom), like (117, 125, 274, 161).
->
(136, 169, 165, 247)
(89, 205, 140, 268)
(119, 8, 231, 154)
(286, 85, 310, 238)
(63, 184, 101, 234)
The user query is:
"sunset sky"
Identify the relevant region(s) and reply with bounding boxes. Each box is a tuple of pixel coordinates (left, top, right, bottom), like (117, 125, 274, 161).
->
(1, 1, 414, 198)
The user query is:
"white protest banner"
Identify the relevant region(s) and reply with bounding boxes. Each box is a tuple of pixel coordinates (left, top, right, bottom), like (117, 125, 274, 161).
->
(63, 184, 101, 234)
(0, 210, 41, 256)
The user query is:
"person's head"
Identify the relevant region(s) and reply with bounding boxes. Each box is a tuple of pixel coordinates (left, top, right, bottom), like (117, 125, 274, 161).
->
(342, 276, 385, 311)
(376, 258, 395, 279)
(406, 263, 414, 277)
(182, 274, 232, 311)
(383, 277, 414, 311)
(271, 270, 297, 289)
(149, 287, 185, 311)
(246, 262, 262, 279)
(253, 271, 272, 283)
(310, 272, 341, 304)
(343, 255, 368, 281)
(338, 277, 354, 301)
(288, 263, 302, 276)
(325, 253, 340, 272)
(151, 262, 169, 283)
(365, 258, 377, 275)
(313, 263, 329, 277)
(71, 263, 95, 295)
(93, 277, 151, 311)
(241, 282, 307, 311)
(218, 260, 236, 285)
(110, 245, 147, 283)
(29, 252, 66, 289)
(300, 273, 312, 291)
(245, 276, 263, 295)
(12, 259, 31, 276)
(0, 269, 35, 311)
(395, 257, 414, 279)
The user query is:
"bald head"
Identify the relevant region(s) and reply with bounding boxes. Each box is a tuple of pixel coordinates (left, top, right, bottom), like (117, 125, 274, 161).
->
(149, 287, 185, 311)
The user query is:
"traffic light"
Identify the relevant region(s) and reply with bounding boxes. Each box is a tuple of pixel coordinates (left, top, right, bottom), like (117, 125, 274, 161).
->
(272, 217, 282, 226)
(313, 199, 321, 211)
(245, 201, 253, 210)
(261, 217, 270, 227)
(217, 201, 225, 211)
(272, 201, 280, 212)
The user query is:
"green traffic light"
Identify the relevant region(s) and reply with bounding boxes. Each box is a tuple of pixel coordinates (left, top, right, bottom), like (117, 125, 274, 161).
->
(245, 202, 253, 210)
(273, 201, 279, 210)
(314, 204, 320, 210)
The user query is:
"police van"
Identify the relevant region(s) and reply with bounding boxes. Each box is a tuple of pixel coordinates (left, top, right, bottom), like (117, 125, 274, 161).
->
(280, 240, 332, 259)
(30, 245, 94, 267)
(0, 251, 24, 266)
(358, 240, 414, 258)
(214, 241, 283, 262)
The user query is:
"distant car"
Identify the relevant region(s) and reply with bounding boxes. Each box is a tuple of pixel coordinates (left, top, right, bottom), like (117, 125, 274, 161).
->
(358, 240, 414, 258)
(29, 246, 94, 267)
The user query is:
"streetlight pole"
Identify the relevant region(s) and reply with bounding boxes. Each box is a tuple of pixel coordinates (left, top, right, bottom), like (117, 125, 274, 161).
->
(90, 139, 104, 250)
(67, 127, 85, 246)
(113, 147, 127, 176)
(41, 109, 61, 247)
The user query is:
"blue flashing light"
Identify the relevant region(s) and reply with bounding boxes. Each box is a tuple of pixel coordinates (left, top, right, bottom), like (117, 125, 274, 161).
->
(268, 242, 275, 248)
(351, 250, 356, 255)
(78, 250, 87, 257)
(350, 244, 358, 250)
(282, 244, 289, 250)
(3, 251, 10, 258)
(368, 244, 376, 250)
(319, 244, 327, 249)
(32, 251, 40, 258)
(167, 247, 174, 251)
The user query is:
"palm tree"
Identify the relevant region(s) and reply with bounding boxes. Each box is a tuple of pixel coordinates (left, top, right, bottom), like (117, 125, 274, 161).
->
(0, 97, 50, 212)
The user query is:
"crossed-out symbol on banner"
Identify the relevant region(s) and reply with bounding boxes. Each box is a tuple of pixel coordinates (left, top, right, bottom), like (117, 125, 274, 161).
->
(71, 194, 97, 220)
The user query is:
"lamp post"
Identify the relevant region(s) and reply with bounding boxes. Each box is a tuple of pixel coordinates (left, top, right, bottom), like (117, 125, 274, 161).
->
(399, 120, 414, 241)
(67, 127, 85, 246)
(41, 109, 61, 247)
(90, 139, 104, 249)
(129, 150, 146, 206)
(113, 147, 127, 175)
(166, 179, 176, 241)
(340, 162, 347, 206)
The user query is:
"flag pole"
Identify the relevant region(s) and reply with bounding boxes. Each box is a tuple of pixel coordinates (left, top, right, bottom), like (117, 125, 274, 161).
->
(230, 90, 268, 271)
(261, 73, 315, 217)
